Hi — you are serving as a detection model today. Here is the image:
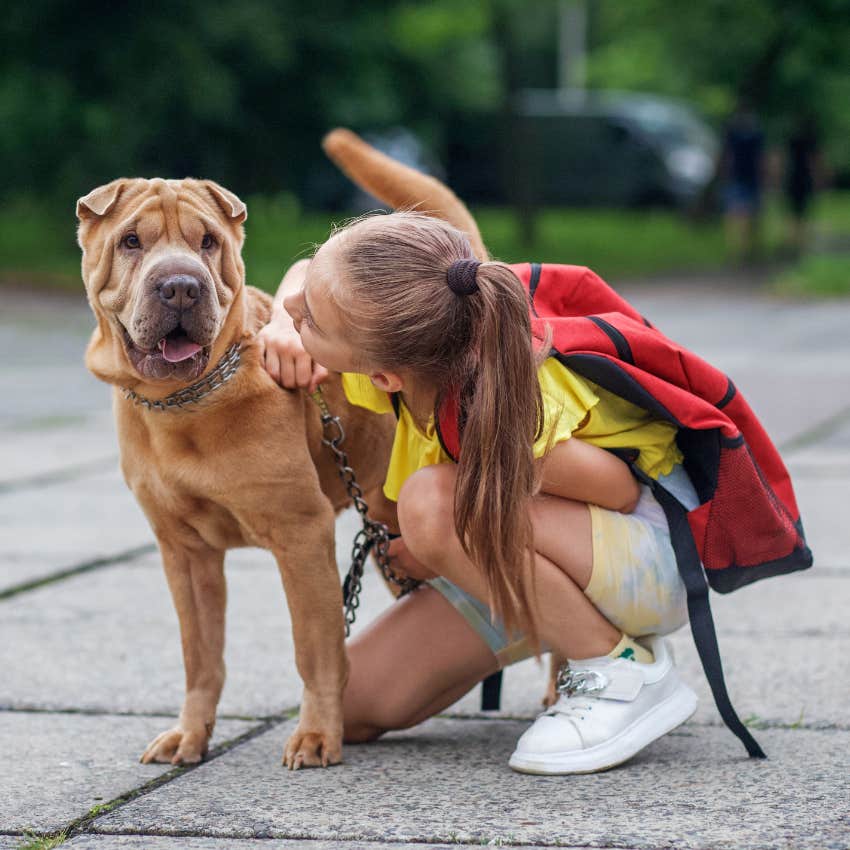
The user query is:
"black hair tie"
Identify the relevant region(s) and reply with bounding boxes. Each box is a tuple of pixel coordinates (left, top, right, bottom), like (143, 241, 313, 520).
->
(446, 259, 481, 296)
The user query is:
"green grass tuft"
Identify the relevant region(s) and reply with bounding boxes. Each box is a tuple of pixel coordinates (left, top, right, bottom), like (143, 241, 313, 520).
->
(16, 831, 67, 850)
(774, 253, 850, 297)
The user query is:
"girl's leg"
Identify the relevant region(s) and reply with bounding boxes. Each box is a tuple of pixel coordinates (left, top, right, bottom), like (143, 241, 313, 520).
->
(343, 583, 500, 743)
(397, 465, 621, 661)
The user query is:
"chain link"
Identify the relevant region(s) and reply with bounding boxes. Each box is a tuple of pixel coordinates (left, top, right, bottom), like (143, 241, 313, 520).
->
(310, 387, 420, 636)
(555, 665, 608, 698)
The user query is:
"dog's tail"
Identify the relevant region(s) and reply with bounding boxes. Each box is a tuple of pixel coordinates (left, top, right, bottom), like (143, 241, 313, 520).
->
(322, 128, 489, 261)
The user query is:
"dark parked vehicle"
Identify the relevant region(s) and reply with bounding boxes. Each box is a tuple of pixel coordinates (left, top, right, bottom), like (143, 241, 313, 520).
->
(448, 90, 719, 210)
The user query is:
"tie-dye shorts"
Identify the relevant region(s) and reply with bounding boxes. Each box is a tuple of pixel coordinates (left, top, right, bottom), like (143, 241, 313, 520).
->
(428, 465, 699, 668)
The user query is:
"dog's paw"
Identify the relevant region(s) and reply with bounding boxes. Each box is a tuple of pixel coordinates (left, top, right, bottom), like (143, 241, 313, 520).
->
(282, 727, 342, 771)
(140, 725, 209, 765)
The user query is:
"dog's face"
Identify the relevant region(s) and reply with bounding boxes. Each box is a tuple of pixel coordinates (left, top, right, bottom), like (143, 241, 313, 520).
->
(76, 178, 247, 385)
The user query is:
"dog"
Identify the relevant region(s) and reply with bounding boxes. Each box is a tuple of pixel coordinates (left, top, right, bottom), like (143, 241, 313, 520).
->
(76, 176, 398, 768)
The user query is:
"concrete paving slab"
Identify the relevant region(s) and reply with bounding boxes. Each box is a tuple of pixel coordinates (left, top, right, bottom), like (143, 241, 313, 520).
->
(91, 718, 849, 850)
(64, 838, 596, 850)
(0, 464, 364, 597)
(0, 467, 153, 594)
(446, 631, 849, 728)
(2, 528, 843, 726)
(791, 477, 850, 568)
(0, 410, 117, 488)
(624, 284, 850, 367)
(0, 712, 256, 834)
(0, 513, 392, 718)
(444, 573, 849, 726)
(720, 370, 850, 449)
(0, 839, 25, 850)
(1, 289, 102, 432)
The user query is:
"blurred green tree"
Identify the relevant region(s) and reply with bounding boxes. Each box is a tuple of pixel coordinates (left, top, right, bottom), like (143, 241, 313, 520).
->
(1, 0, 847, 207)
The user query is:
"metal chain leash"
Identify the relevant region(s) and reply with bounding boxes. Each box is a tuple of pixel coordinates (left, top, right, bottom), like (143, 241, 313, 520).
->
(309, 387, 420, 636)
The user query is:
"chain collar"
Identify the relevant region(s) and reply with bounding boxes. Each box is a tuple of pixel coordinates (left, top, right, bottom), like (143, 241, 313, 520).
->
(122, 342, 242, 412)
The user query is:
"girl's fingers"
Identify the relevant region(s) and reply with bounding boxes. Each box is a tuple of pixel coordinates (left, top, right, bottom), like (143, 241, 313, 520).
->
(265, 348, 281, 385)
(280, 356, 296, 389)
(308, 364, 330, 394)
(294, 353, 313, 389)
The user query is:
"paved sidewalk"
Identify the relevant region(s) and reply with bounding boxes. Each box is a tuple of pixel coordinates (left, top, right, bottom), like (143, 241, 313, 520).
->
(1, 280, 849, 850)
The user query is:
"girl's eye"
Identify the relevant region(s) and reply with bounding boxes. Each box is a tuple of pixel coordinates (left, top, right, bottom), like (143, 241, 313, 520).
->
(303, 311, 315, 328)
(122, 232, 141, 249)
(201, 233, 216, 250)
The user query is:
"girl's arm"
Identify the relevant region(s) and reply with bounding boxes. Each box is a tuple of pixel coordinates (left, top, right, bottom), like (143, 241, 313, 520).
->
(536, 437, 641, 513)
(259, 259, 329, 392)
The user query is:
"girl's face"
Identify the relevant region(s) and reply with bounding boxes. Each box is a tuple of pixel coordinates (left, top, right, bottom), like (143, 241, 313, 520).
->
(284, 244, 360, 375)
(285, 236, 407, 395)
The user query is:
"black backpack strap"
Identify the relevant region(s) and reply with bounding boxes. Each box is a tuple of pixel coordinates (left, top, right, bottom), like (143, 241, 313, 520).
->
(653, 483, 766, 758)
(481, 671, 503, 710)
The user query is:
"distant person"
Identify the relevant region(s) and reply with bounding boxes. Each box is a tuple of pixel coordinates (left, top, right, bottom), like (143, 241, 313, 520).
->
(785, 113, 825, 254)
(720, 100, 765, 263)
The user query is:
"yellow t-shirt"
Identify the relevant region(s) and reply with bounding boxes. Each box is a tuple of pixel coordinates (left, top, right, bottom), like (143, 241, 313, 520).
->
(341, 358, 682, 502)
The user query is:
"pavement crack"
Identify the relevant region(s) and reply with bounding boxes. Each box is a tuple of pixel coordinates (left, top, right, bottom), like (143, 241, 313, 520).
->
(0, 455, 118, 494)
(25, 714, 291, 848)
(0, 543, 156, 601)
(781, 403, 850, 455)
(0, 705, 291, 724)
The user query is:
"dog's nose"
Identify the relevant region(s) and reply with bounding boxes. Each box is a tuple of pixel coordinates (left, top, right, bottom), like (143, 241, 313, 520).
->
(158, 275, 200, 310)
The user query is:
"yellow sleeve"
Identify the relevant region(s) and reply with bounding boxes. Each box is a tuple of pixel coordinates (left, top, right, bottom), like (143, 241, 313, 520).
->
(341, 372, 395, 415)
(533, 358, 600, 458)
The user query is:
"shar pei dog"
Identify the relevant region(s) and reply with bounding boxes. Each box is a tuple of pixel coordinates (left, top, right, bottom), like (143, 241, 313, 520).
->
(76, 175, 397, 769)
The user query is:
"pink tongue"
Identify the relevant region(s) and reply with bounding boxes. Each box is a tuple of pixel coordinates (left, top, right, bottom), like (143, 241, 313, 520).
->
(158, 336, 202, 363)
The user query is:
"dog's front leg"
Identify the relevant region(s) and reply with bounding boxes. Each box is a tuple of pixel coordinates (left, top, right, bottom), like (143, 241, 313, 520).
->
(141, 539, 226, 765)
(272, 497, 347, 770)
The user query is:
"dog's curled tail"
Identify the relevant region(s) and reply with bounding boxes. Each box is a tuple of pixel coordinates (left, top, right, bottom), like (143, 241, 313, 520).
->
(322, 128, 489, 261)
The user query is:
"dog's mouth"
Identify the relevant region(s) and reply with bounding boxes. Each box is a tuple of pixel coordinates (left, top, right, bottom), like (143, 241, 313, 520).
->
(121, 324, 211, 382)
(157, 327, 204, 363)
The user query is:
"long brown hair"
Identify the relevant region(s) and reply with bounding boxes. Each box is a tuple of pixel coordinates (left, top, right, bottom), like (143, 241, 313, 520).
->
(331, 211, 548, 641)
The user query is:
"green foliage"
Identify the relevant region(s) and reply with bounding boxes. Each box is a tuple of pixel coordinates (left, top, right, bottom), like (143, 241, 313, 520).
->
(588, 0, 850, 168)
(1, 0, 848, 208)
(775, 253, 850, 297)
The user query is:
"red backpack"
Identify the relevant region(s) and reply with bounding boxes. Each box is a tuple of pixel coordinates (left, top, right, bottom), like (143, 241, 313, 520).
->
(436, 263, 813, 758)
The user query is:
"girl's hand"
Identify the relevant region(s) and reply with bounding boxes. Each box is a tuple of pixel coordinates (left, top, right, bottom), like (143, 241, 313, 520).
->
(258, 312, 329, 393)
(387, 536, 438, 582)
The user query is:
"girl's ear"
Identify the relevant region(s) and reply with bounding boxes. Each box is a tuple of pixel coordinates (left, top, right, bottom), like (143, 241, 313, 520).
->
(369, 371, 404, 393)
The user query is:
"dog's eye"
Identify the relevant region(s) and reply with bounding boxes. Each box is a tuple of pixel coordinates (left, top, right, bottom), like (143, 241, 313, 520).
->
(201, 233, 216, 250)
(122, 232, 141, 250)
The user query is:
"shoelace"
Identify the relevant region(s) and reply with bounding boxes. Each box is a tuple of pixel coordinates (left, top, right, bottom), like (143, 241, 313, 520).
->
(546, 699, 596, 720)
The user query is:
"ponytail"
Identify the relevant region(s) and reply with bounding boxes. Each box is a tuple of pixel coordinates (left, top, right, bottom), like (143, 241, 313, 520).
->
(449, 262, 548, 647)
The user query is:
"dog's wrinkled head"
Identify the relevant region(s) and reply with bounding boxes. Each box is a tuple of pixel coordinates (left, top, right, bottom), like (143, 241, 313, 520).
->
(76, 177, 247, 386)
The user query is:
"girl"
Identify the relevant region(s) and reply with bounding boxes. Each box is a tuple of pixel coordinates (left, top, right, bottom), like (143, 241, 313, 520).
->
(258, 211, 699, 775)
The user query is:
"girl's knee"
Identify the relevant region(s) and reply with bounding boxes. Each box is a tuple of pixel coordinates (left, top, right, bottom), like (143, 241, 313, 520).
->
(397, 465, 456, 559)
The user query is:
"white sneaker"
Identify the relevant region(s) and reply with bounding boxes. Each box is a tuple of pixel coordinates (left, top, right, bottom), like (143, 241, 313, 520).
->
(509, 635, 697, 774)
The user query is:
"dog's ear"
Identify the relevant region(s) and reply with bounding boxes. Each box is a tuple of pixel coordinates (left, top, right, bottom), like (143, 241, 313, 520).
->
(76, 179, 127, 220)
(204, 180, 247, 223)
